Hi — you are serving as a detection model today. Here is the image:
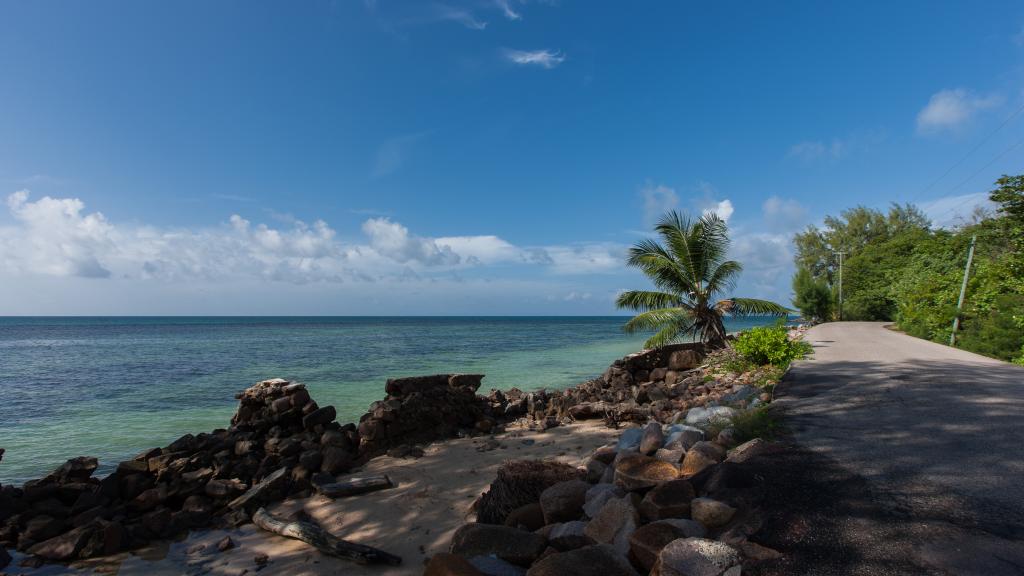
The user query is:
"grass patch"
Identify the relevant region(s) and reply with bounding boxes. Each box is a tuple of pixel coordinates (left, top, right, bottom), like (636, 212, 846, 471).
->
(707, 405, 782, 443)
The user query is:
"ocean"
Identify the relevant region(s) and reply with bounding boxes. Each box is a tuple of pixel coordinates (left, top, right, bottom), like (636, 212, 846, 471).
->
(0, 316, 777, 484)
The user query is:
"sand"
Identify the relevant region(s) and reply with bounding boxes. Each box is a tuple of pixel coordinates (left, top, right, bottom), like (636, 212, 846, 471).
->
(29, 421, 621, 576)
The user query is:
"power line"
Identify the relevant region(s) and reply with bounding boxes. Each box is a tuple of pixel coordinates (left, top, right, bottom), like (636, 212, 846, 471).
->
(929, 136, 1024, 224)
(906, 99, 1024, 208)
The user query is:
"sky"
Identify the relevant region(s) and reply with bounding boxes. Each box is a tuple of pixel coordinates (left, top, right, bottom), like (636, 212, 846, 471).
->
(1, 1, 1023, 315)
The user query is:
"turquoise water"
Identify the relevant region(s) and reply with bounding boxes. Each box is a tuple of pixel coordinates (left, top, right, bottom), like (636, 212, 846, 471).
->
(0, 316, 775, 484)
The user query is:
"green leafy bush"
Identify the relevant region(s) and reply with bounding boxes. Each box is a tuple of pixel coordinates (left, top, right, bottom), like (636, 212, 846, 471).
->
(733, 324, 811, 367)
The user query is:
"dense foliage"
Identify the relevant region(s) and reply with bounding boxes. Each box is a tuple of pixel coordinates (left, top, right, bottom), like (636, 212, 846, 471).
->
(733, 324, 813, 366)
(791, 175, 1024, 363)
(617, 211, 789, 349)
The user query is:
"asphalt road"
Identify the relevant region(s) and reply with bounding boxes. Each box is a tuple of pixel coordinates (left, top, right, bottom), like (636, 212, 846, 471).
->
(769, 322, 1024, 576)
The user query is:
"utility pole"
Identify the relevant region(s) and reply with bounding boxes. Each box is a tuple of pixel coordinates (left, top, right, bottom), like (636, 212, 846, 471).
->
(833, 250, 846, 321)
(949, 235, 977, 346)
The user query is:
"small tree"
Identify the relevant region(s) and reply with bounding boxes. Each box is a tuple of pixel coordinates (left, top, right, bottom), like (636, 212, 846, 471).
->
(617, 211, 790, 349)
(791, 267, 833, 322)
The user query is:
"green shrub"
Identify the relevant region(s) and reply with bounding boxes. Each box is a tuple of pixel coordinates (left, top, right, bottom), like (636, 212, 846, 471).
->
(732, 324, 812, 367)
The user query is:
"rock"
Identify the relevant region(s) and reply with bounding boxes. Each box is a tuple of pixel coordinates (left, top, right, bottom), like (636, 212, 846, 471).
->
(302, 405, 336, 429)
(591, 445, 618, 465)
(726, 438, 771, 464)
(639, 422, 665, 455)
(614, 455, 679, 491)
(504, 502, 546, 532)
(20, 515, 67, 546)
(424, 553, 487, 576)
(321, 446, 353, 475)
(228, 467, 288, 510)
(526, 544, 639, 576)
(540, 480, 589, 524)
(715, 428, 738, 447)
(684, 407, 737, 429)
(665, 425, 704, 450)
(583, 484, 624, 519)
(449, 524, 547, 567)
(206, 478, 246, 498)
(638, 479, 695, 522)
(254, 552, 269, 566)
(468, 554, 528, 576)
(690, 498, 736, 529)
(655, 518, 707, 538)
(217, 535, 235, 552)
(650, 367, 668, 381)
(668, 349, 702, 371)
(548, 521, 594, 551)
(476, 460, 582, 525)
(720, 385, 759, 406)
(0, 546, 9, 570)
(584, 459, 607, 483)
(628, 521, 694, 572)
(652, 537, 741, 576)
(654, 448, 685, 464)
(583, 496, 639, 556)
(681, 444, 723, 477)
(27, 520, 102, 560)
(736, 539, 782, 562)
(615, 428, 643, 452)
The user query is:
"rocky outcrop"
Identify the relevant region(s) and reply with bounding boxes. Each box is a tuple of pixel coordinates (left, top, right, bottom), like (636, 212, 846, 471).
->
(0, 374, 510, 566)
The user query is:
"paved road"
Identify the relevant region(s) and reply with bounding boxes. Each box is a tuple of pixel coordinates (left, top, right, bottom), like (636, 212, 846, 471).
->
(773, 322, 1024, 575)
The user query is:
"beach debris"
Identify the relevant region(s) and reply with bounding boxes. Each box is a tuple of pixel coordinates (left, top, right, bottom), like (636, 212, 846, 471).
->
(252, 507, 401, 566)
(313, 474, 394, 498)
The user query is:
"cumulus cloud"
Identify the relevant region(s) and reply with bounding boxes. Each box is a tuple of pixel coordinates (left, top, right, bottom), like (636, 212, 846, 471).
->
(503, 49, 565, 69)
(0, 191, 627, 286)
(916, 88, 1001, 134)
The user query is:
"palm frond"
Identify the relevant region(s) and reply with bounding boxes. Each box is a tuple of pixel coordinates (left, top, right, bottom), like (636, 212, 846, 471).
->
(615, 290, 681, 312)
(622, 307, 690, 334)
(717, 297, 791, 317)
(704, 260, 742, 294)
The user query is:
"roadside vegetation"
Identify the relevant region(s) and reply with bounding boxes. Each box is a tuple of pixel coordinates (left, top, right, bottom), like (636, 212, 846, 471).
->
(791, 175, 1024, 364)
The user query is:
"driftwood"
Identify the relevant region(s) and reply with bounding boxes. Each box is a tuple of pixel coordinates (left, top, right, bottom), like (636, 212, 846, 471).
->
(315, 475, 394, 498)
(252, 507, 402, 566)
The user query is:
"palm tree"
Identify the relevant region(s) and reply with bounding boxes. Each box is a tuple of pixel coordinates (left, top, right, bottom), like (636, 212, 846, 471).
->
(617, 211, 789, 349)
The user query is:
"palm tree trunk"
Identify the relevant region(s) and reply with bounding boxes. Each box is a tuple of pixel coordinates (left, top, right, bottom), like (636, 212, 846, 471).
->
(706, 315, 728, 349)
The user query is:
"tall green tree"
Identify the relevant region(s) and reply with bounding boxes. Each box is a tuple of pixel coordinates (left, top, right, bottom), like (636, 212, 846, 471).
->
(616, 211, 790, 349)
(791, 267, 833, 322)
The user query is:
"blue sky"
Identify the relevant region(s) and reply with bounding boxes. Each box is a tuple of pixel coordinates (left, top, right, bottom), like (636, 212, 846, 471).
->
(1, 1, 1022, 315)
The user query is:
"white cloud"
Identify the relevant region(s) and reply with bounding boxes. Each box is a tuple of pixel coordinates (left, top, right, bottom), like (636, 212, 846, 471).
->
(640, 182, 678, 225)
(495, 0, 522, 20)
(435, 5, 487, 29)
(762, 196, 807, 231)
(543, 243, 625, 275)
(372, 132, 425, 178)
(705, 199, 734, 222)
(0, 191, 628, 287)
(503, 49, 565, 69)
(916, 88, 1001, 134)
(920, 191, 997, 229)
(787, 139, 845, 161)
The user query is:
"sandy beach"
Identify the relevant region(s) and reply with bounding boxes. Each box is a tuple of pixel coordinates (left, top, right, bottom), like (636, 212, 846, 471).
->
(37, 421, 621, 576)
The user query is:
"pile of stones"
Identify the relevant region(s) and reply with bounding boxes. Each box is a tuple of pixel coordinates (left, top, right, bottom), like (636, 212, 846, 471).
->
(431, 414, 783, 576)
(0, 374, 508, 569)
(513, 343, 768, 428)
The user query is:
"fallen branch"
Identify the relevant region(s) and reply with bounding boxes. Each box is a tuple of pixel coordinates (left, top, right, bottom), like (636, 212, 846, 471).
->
(252, 507, 402, 566)
(315, 475, 394, 498)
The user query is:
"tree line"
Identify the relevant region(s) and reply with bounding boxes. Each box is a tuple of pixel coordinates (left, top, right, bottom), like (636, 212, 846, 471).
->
(791, 175, 1024, 364)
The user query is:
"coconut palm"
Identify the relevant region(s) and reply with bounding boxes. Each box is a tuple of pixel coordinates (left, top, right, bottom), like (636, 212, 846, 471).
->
(617, 211, 789, 349)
